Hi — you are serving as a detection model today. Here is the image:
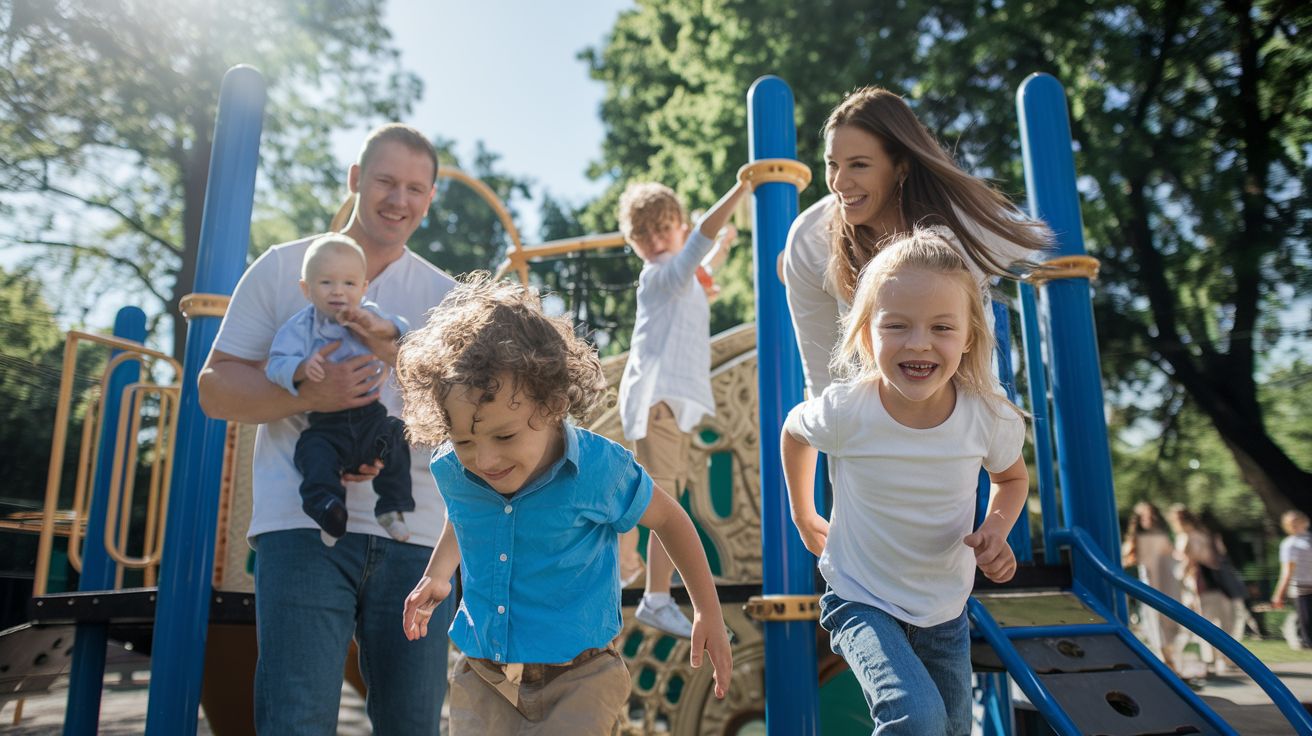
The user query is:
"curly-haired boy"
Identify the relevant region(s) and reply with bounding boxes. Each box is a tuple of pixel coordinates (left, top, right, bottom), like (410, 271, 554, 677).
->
(396, 275, 732, 733)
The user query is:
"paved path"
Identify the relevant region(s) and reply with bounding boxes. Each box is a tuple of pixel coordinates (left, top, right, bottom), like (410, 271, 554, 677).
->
(3, 649, 1310, 734)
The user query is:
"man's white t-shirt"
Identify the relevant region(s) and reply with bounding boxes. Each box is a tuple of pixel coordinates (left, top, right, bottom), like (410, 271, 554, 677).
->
(784, 379, 1026, 626)
(782, 193, 1039, 394)
(211, 236, 457, 546)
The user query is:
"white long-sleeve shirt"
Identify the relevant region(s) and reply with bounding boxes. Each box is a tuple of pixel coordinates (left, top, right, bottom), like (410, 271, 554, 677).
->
(782, 193, 1038, 394)
(618, 229, 717, 441)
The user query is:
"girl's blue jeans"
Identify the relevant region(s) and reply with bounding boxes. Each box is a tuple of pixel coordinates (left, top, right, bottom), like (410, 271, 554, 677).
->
(253, 529, 457, 735)
(820, 589, 972, 736)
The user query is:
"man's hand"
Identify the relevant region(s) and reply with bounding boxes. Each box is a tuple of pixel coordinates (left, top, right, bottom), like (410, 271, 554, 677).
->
(965, 524, 1017, 583)
(338, 306, 401, 366)
(342, 459, 383, 483)
(295, 342, 386, 413)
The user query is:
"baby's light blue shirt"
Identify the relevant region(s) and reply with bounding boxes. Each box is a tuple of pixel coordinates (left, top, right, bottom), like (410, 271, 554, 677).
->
(431, 423, 653, 664)
(264, 300, 407, 395)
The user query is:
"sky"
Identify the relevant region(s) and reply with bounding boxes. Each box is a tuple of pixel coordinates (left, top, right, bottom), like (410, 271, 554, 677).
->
(334, 0, 636, 240)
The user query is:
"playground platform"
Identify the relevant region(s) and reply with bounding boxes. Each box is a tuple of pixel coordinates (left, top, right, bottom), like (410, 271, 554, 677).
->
(2, 646, 1309, 735)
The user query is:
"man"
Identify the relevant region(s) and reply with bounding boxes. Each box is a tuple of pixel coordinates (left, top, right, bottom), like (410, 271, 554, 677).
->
(199, 124, 457, 734)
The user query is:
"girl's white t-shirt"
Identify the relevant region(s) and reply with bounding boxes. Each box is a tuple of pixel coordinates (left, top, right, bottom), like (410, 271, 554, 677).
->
(784, 379, 1026, 626)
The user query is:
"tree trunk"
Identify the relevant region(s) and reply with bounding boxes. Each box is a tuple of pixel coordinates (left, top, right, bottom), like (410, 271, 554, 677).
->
(168, 119, 214, 361)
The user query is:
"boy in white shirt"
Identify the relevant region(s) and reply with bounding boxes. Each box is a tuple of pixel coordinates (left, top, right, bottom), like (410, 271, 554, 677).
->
(617, 177, 749, 637)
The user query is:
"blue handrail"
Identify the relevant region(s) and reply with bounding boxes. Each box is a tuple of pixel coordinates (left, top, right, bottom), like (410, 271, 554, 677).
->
(1052, 527, 1312, 735)
(968, 598, 1082, 735)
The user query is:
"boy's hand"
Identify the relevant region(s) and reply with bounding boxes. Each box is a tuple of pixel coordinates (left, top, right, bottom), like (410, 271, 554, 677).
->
(792, 512, 829, 557)
(304, 352, 326, 382)
(690, 612, 733, 699)
(403, 573, 452, 641)
(965, 525, 1017, 583)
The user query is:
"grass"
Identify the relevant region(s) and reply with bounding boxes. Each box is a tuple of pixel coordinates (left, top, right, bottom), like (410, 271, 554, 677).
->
(1234, 638, 1312, 666)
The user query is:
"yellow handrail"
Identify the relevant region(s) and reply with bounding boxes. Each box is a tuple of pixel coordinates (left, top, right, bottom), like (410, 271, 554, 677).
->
(34, 331, 181, 596)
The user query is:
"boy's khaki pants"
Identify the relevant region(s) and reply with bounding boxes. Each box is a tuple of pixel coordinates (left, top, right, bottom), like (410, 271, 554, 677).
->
(448, 645, 631, 735)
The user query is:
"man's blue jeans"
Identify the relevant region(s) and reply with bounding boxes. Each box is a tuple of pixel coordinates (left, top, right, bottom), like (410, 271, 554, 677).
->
(253, 529, 457, 735)
(820, 590, 972, 736)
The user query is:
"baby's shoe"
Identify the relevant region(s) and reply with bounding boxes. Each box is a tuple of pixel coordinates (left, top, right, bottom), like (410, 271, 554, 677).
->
(377, 511, 411, 542)
(315, 498, 348, 547)
(635, 593, 693, 639)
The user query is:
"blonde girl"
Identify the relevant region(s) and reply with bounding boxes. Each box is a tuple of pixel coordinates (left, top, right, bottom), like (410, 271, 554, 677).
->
(784, 85, 1051, 394)
(781, 229, 1030, 735)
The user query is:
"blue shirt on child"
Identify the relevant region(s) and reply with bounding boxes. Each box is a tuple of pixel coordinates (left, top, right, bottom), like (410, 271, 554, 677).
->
(264, 300, 408, 395)
(430, 423, 654, 664)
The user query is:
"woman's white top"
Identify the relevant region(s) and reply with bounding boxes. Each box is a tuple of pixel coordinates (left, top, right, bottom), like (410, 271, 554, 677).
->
(783, 193, 1038, 394)
(784, 379, 1025, 627)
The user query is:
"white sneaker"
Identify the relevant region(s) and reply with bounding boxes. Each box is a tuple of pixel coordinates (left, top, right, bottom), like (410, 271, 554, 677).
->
(635, 597, 693, 639)
(377, 511, 411, 542)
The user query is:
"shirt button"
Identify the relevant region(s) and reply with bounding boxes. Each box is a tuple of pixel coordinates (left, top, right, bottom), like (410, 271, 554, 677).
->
(498, 605, 506, 614)
(499, 553, 508, 562)
(494, 653, 501, 661)
(504, 505, 513, 514)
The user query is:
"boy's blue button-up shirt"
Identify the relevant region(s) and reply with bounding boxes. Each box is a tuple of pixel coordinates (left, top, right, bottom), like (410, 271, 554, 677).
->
(264, 300, 408, 395)
(431, 423, 653, 664)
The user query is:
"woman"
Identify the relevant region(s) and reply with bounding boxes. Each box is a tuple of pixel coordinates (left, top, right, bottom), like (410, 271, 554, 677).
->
(1168, 504, 1237, 676)
(1122, 502, 1182, 670)
(784, 86, 1050, 394)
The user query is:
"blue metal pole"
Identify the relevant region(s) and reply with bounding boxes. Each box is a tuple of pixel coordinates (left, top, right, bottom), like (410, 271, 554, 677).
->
(145, 65, 265, 735)
(64, 307, 146, 735)
(747, 74, 820, 736)
(1017, 283, 1061, 563)
(992, 299, 1033, 562)
(1016, 74, 1124, 621)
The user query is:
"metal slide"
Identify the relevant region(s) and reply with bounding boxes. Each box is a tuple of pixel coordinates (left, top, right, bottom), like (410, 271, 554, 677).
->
(969, 528, 1312, 736)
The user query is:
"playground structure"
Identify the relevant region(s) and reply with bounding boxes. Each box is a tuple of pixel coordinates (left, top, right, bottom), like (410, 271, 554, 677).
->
(2, 65, 1311, 735)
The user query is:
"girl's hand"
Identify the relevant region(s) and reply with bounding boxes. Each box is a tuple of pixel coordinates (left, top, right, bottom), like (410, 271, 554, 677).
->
(792, 513, 829, 557)
(965, 527, 1017, 583)
(402, 574, 452, 641)
(690, 611, 733, 699)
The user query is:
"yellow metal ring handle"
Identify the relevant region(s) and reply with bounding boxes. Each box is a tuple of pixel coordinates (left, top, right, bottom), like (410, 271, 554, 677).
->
(1023, 255, 1101, 286)
(738, 159, 812, 190)
(744, 594, 821, 622)
(180, 293, 231, 319)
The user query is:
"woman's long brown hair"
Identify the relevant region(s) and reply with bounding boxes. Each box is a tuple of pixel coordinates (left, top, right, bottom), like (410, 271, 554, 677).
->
(824, 86, 1051, 301)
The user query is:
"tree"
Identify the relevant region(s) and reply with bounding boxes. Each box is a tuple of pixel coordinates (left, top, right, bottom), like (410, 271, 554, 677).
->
(0, 267, 103, 511)
(0, 0, 421, 358)
(409, 139, 531, 277)
(583, 0, 1312, 522)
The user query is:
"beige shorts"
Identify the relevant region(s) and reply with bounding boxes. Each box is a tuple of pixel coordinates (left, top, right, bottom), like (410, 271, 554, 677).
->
(634, 402, 692, 497)
(448, 645, 631, 735)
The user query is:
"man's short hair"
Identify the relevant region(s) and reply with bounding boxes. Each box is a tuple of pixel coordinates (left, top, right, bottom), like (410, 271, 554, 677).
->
(358, 123, 439, 184)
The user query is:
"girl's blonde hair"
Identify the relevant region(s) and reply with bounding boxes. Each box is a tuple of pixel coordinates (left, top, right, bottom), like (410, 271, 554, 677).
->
(395, 273, 606, 445)
(832, 228, 1016, 415)
(823, 86, 1051, 302)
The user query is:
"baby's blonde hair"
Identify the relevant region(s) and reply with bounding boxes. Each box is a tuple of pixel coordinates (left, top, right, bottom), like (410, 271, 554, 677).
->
(395, 273, 606, 446)
(832, 227, 1015, 415)
(302, 234, 367, 280)
(617, 182, 685, 247)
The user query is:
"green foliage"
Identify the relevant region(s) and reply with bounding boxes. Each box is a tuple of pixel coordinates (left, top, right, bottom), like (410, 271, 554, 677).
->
(584, 0, 1312, 522)
(410, 139, 531, 277)
(0, 0, 421, 357)
(0, 268, 103, 512)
